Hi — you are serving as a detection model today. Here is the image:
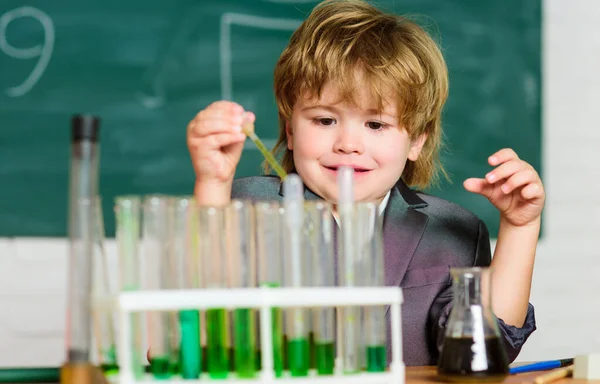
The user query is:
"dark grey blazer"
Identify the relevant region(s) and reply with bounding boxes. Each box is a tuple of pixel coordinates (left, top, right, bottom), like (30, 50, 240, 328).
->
(232, 175, 536, 366)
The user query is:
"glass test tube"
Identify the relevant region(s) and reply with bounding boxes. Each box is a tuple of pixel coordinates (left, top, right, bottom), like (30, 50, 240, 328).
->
(356, 203, 387, 372)
(226, 200, 257, 378)
(115, 196, 144, 378)
(91, 197, 118, 374)
(337, 166, 361, 374)
(66, 115, 100, 364)
(305, 201, 335, 375)
(255, 201, 284, 377)
(283, 175, 310, 377)
(200, 206, 230, 379)
(142, 195, 174, 379)
(171, 197, 201, 379)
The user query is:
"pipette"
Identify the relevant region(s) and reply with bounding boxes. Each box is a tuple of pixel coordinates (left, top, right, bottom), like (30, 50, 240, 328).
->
(242, 123, 287, 180)
(255, 201, 284, 377)
(306, 201, 336, 375)
(337, 166, 361, 374)
(283, 174, 310, 377)
(356, 202, 387, 372)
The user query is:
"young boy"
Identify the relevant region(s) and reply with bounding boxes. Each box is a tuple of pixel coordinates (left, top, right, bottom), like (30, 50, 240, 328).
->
(187, 0, 544, 366)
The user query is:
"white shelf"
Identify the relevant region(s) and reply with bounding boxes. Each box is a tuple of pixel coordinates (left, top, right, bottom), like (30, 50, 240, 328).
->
(117, 287, 403, 311)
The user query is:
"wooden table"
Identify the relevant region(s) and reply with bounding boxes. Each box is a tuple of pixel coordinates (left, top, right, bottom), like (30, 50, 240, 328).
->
(407, 366, 600, 383)
(13, 367, 600, 383)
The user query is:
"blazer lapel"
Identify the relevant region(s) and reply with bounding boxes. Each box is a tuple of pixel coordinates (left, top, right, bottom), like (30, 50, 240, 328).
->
(383, 181, 429, 289)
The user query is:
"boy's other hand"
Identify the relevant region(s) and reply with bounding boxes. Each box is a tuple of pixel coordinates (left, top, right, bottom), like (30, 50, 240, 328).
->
(463, 148, 545, 227)
(187, 101, 255, 185)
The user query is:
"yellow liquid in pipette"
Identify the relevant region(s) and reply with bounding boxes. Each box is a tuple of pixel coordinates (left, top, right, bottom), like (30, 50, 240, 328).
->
(242, 123, 287, 180)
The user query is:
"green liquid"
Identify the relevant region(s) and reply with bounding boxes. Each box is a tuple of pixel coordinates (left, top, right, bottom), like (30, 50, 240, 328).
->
(100, 363, 118, 376)
(315, 342, 335, 375)
(271, 307, 284, 377)
(100, 345, 118, 375)
(287, 338, 309, 377)
(366, 345, 387, 372)
(207, 308, 229, 379)
(234, 308, 256, 378)
(150, 355, 172, 379)
(180, 310, 201, 379)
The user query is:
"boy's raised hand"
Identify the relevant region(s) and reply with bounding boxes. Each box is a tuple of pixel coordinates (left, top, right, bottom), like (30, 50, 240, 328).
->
(187, 101, 254, 185)
(463, 148, 545, 227)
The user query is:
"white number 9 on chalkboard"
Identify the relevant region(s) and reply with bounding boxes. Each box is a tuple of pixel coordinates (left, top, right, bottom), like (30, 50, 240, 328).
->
(0, 6, 54, 97)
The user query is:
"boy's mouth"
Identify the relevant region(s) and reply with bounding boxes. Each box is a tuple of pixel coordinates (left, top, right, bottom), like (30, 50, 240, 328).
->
(323, 165, 371, 173)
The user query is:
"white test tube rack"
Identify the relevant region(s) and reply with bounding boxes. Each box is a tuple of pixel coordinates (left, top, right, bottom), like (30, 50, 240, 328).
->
(116, 286, 405, 384)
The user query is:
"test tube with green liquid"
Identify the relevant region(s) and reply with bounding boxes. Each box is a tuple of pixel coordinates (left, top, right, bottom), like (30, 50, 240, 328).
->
(255, 201, 284, 377)
(305, 201, 336, 375)
(283, 175, 310, 377)
(91, 197, 118, 375)
(142, 195, 175, 379)
(199, 206, 230, 379)
(226, 200, 257, 378)
(170, 197, 201, 379)
(338, 167, 361, 374)
(357, 202, 387, 372)
(114, 196, 144, 379)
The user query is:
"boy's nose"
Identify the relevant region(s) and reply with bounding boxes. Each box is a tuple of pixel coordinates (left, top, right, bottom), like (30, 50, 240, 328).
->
(333, 126, 364, 154)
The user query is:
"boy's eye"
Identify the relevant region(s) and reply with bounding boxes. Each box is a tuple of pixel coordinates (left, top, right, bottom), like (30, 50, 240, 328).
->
(316, 118, 335, 126)
(367, 121, 387, 130)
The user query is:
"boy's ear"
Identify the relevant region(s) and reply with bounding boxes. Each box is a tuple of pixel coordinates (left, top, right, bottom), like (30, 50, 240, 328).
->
(407, 133, 428, 161)
(286, 121, 293, 150)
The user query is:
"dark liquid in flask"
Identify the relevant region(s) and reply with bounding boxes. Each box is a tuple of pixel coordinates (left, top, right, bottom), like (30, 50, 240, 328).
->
(437, 336, 509, 382)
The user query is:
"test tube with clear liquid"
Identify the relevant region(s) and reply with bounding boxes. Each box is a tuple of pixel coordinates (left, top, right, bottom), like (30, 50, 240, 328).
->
(199, 206, 230, 379)
(226, 200, 257, 378)
(305, 201, 336, 375)
(170, 197, 201, 379)
(142, 195, 176, 379)
(114, 196, 144, 379)
(283, 175, 310, 377)
(255, 201, 284, 377)
(337, 166, 361, 374)
(356, 202, 387, 372)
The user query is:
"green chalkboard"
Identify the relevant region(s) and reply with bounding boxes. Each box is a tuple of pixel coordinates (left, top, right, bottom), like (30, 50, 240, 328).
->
(0, 0, 541, 237)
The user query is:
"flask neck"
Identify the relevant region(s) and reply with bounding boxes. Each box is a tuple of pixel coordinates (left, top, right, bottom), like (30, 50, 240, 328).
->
(451, 269, 492, 309)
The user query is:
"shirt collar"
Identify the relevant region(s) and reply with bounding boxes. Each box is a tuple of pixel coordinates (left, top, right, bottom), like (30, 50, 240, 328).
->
(332, 190, 391, 226)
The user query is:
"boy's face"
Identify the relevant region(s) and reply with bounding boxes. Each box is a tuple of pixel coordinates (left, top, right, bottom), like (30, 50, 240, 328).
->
(287, 77, 426, 205)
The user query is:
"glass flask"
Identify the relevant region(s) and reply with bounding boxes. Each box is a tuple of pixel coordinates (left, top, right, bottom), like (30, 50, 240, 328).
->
(437, 267, 509, 382)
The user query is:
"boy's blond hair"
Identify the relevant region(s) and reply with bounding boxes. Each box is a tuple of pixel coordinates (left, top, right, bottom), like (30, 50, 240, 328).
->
(266, 0, 449, 189)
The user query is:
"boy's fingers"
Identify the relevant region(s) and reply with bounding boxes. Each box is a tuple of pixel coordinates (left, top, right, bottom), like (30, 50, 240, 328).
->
(464, 178, 494, 200)
(520, 183, 544, 200)
(206, 132, 247, 148)
(500, 168, 538, 195)
(189, 117, 244, 137)
(207, 100, 244, 114)
(485, 159, 523, 184)
(488, 148, 519, 166)
(243, 111, 256, 124)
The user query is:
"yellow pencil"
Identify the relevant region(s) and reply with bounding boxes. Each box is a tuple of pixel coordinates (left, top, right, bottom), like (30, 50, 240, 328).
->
(533, 366, 573, 384)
